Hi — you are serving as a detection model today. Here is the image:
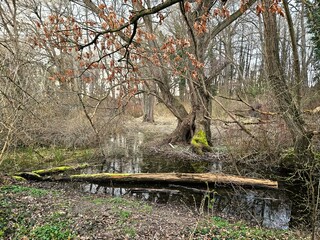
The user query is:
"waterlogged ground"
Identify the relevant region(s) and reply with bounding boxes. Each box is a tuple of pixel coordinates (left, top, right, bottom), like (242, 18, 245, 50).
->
(0, 177, 310, 240)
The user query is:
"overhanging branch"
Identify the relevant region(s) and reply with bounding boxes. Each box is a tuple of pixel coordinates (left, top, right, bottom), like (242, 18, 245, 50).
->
(77, 0, 182, 50)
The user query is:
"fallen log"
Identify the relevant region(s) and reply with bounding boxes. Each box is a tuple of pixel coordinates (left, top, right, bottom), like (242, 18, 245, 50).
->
(14, 172, 42, 181)
(32, 164, 90, 176)
(70, 173, 278, 189)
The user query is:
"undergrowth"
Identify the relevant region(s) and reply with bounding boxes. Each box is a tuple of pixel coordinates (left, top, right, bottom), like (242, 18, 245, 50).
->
(0, 147, 95, 174)
(189, 216, 308, 240)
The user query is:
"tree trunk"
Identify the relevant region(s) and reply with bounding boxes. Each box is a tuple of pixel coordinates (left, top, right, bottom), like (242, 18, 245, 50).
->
(133, 0, 255, 153)
(165, 101, 212, 155)
(262, 0, 313, 158)
(142, 84, 155, 123)
(283, 0, 302, 109)
(143, 94, 155, 123)
(70, 172, 278, 189)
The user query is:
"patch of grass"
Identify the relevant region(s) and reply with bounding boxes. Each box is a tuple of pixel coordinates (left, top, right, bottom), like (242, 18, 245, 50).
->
(90, 197, 108, 205)
(0, 185, 50, 197)
(30, 221, 75, 240)
(0, 147, 95, 174)
(141, 203, 153, 213)
(119, 209, 132, 219)
(91, 196, 151, 212)
(0, 195, 34, 239)
(211, 216, 229, 228)
(123, 226, 136, 238)
(107, 197, 133, 206)
(190, 216, 307, 240)
(0, 189, 75, 240)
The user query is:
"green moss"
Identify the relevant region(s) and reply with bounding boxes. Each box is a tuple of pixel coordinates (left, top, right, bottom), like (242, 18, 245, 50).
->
(191, 162, 209, 173)
(0, 147, 95, 174)
(191, 130, 211, 155)
(71, 173, 131, 179)
(15, 172, 42, 181)
(12, 176, 26, 181)
(33, 166, 70, 175)
(32, 164, 89, 176)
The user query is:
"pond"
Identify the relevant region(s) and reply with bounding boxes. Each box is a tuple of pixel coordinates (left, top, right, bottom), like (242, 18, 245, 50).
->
(76, 132, 291, 230)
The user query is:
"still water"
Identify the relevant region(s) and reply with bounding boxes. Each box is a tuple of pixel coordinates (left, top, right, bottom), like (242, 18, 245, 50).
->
(77, 132, 291, 229)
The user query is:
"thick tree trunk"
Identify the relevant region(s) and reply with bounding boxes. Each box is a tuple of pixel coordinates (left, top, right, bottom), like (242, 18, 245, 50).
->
(162, 69, 212, 151)
(262, 0, 313, 158)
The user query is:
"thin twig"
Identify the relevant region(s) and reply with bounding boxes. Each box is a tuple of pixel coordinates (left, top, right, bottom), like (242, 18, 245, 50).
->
(209, 93, 256, 140)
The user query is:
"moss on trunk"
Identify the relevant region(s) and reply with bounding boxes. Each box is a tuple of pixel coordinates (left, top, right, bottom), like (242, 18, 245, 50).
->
(191, 130, 212, 155)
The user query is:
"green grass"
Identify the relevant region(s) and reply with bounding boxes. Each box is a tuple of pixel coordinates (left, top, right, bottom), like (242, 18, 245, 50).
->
(30, 222, 75, 240)
(0, 185, 50, 197)
(90, 196, 152, 212)
(123, 226, 136, 238)
(0, 184, 75, 240)
(0, 196, 34, 239)
(118, 209, 132, 219)
(0, 147, 95, 174)
(190, 216, 307, 240)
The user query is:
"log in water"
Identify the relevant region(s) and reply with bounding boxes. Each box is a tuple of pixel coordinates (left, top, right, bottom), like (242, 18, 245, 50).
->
(70, 172, 278, 189)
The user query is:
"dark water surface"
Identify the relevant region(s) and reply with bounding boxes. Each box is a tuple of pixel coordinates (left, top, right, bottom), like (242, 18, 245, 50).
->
(77, 133, 291, 229)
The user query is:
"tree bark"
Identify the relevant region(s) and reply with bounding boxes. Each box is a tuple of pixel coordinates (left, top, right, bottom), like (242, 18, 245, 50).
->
(70, 172, 278, 189)
(142, 84, 155, 123)
(283, 0, 302, 109)
(262, 0, 313, 157)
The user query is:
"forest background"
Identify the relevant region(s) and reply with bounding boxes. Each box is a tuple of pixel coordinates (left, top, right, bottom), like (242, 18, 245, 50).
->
(0, 0, 320, 238)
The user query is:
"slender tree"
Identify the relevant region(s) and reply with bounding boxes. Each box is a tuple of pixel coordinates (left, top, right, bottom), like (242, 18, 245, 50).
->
(262, 0, 313, 157)
(306, 0, 320, 83)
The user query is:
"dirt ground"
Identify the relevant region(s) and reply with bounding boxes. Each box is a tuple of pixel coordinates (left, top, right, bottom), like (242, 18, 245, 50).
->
(1, 177, 203, 239)
(0, 177, 310, 240)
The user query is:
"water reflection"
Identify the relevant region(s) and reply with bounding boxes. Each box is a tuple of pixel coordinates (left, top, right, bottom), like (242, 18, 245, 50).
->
(78, 133, 291, 229)
(82, 132, 220, 174)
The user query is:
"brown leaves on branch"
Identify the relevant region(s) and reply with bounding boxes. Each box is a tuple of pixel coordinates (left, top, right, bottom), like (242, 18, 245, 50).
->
(194, 14, 209, 34)
(184, 1, 191, 12)
(240, 0, 249, 13)
(269, 0, 285, 17)
(211, 0, 284, 18)
(256, 3, 266, 15)
(256, 0, 285, 17)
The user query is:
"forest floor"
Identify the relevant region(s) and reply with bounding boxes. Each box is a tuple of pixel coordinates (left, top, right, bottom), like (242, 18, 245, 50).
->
(0, 177, 310, 239)
(0, 115, 313, 239)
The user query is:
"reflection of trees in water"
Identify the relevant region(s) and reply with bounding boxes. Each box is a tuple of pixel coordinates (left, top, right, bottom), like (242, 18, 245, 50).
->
(82, 183, 127, 196)
(140, 157, 211, 173)
(102, 133, 144, 173)
(82, 133, 292, 229)
(103, 133, 214, 174)
(214, 190, 291, 230)
(79, 179, 291, 229)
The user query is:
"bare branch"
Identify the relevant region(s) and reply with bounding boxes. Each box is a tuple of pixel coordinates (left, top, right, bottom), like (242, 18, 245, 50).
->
(77, 0, 182, 50)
